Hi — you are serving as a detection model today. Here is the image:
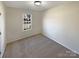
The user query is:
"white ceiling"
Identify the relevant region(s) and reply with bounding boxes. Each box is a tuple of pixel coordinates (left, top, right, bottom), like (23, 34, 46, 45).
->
(4, 1, 72, 11)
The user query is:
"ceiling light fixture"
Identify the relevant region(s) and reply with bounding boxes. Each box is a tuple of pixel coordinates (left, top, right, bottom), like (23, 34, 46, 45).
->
(34, 1, 41, 6)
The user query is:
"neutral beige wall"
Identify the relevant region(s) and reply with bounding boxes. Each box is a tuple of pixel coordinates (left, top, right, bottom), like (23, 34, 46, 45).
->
(42, 3, 79, 54)
(0, 2, 6, 57)
(6, 7, 42, 43)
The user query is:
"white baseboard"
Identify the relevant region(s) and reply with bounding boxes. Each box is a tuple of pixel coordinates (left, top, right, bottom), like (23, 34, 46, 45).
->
(43, 33, 79, 55)
(0, 44, 6, 58)
(7, 33, 41, 44)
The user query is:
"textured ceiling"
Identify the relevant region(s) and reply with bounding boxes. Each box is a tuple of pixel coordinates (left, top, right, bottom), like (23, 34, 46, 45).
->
(4, 1, 72, 11)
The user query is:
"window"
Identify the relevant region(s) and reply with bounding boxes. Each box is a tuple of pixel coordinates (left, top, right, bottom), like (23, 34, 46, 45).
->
(23, 13, 32, 31)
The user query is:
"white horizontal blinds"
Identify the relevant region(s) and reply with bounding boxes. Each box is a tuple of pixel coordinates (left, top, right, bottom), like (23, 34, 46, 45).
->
(23, 12, 32, 31)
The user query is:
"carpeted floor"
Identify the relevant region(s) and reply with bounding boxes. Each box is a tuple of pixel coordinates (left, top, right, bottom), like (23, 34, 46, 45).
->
(3, 34, 79, 58)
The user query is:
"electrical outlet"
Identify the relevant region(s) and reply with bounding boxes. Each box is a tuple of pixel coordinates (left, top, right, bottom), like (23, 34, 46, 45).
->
(0, 13, 1, 16)
(0, 52, 1, 55)
(0, 32, 1, 35)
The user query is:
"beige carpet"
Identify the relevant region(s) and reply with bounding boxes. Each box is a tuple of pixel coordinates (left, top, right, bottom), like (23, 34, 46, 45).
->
(3, 34, 79, 58)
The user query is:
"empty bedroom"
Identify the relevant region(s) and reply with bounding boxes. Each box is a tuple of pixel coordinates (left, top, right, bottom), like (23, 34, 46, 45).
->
(0, 0, 79, 58)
